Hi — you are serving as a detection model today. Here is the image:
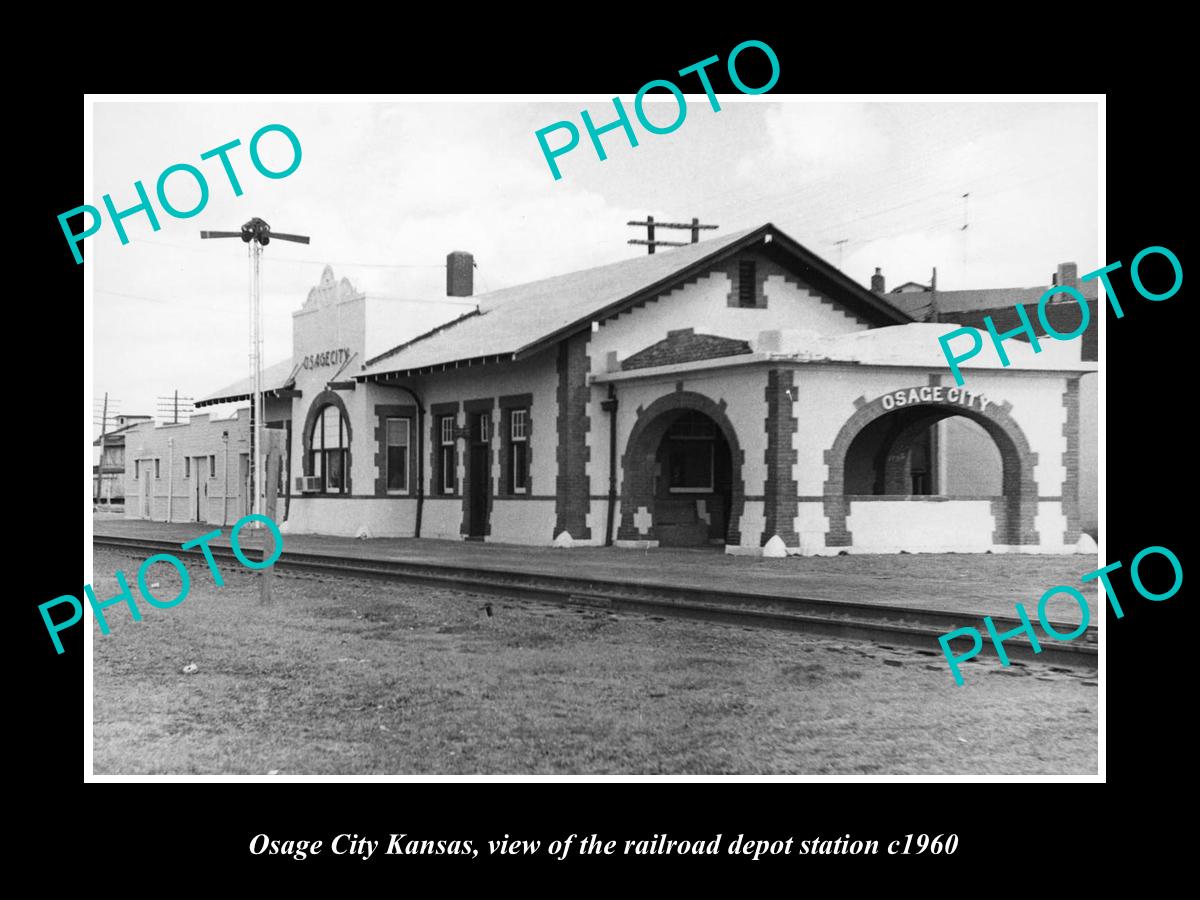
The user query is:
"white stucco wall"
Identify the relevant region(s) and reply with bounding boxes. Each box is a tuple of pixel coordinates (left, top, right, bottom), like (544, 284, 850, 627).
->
(846, 500, 996, 553)
(285, 498, 417, 537)
(489, 500, 557, 543)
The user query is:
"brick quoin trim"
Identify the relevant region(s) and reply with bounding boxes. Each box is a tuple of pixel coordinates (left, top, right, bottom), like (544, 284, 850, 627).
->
(762, 369, 799, 545)
(1061, 377, 1081, 545)
(372, 403, 416, 496)
(429, 401, 459, 497)
(461, 397, 495, 537)
(301, 390, 352, 493)
(555, 334, 592, 540)
(617, 390, 745, 545)
(822, 388, 1040, 547)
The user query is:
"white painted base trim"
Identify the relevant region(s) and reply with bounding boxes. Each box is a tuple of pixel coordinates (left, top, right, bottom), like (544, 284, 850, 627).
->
(724, 545, 764, 557)
(614, 540, 660, 550)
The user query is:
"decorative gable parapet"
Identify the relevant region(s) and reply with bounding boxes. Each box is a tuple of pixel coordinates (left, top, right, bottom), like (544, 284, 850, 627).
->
(302, 265, 365, 311)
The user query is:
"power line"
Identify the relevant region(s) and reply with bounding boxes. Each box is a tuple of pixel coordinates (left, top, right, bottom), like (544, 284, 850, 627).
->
(96, 287, 478, 310)
(127, 239, 445, 269)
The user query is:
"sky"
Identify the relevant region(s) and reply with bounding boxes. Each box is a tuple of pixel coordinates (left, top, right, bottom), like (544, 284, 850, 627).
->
(90, 98, 1098, 426)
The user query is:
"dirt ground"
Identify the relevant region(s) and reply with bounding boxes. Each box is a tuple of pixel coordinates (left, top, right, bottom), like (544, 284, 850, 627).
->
(90, 549, 1098, 776)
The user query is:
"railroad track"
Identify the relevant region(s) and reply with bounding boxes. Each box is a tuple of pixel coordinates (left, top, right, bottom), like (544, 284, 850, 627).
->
(93, 534, 1097, 670)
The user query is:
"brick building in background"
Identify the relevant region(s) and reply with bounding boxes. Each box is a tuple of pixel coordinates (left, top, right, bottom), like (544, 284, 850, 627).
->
(123, 223, 1096, 555)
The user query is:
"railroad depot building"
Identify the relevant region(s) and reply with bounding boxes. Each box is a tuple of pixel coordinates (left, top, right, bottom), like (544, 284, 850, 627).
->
(124, 223, 1096, 555)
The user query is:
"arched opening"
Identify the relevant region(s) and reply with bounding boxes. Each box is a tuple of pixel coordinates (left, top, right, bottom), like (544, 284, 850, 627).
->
(824, 389, 1039, 550)
(302, 392, 353, 495)
(844, 408, 1002, 497)
(618, 393, 744, 548)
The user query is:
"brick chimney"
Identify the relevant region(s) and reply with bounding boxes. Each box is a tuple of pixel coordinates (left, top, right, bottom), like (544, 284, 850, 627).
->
(870, 267, 885, 293)
(446, 251, 474, 297)
(1056, 262, 1079, 290)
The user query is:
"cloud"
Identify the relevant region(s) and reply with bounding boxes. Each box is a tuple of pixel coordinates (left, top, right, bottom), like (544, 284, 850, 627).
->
(736, 103, 891, 179)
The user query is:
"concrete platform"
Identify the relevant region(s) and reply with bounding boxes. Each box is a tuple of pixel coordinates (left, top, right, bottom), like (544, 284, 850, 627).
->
(92, 518, 1101, 621)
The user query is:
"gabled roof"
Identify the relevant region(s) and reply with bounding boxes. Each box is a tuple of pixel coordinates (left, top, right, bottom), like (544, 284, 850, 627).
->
(932, 279, 1099, 315)
(92, 421, 146, 446)
(195, 358, 299, 408)
(358, 223, 911, 380)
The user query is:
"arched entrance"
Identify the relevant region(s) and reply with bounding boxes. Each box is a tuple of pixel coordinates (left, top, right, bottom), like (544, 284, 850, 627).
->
(824, 385, 1040, 549)
(618, 392, 744, 547)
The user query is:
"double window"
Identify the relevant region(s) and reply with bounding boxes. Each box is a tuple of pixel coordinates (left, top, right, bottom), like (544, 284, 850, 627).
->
(386, 418, 410, 494)
(439, 415, 457, 494)
(309, 405, 349, 494)
(509, 409, 528, 494)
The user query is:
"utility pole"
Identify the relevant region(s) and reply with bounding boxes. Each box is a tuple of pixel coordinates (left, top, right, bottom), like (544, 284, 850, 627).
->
(93, 393, 120, 504)
(98, 392, 107, 504)
(156, 392, 194, 425)
(628, 216, 718, 254)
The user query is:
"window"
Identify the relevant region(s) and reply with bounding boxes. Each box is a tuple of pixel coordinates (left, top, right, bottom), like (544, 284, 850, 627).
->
(309, 405, 349, 494)
(209, 455, 216, 478)
(134, 460, 140, 479)
(386, 418, 410, 493)
(154, 459, 161, 479)
(479, 413, 490, 443)
(185, 457, 191, 478)
(666, 411, 716, 492)
(440, 415, 456, 494)
(510, 409, 528, 493)
(738, 260, 757, 308)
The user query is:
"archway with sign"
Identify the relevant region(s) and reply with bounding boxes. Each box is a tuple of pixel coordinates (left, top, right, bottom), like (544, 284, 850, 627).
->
(823, 384, 1040, 551)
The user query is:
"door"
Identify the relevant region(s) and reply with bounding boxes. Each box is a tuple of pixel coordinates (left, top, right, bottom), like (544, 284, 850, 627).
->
(140, 467, 151, 518)
(467, 412, 491, 538)
(194, 456, 206, 522)
(239, 454, 251, 517)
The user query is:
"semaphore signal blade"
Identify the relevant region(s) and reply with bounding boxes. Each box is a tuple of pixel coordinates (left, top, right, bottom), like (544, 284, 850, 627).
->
(270, 232, 311, 244)
(199, 230, 244, 239)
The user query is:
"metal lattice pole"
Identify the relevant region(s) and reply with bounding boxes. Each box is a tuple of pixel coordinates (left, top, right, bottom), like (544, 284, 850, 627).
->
(252, 239, 264, 520)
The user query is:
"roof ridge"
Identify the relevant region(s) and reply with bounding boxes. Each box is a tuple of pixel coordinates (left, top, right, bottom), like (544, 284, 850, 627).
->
(363, 307, 482, 368)
(473, 225, 763, 307)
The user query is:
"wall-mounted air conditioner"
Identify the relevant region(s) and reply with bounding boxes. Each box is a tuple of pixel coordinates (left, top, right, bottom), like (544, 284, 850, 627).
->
(296, 476, 322, 493)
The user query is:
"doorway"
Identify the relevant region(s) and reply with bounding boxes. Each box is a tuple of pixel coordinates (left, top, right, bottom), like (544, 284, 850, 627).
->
(194, 456, 207, 522)
(467, 411, 491, 539)
(239, 453, 251, 517)
(140, 466, 151, 518)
